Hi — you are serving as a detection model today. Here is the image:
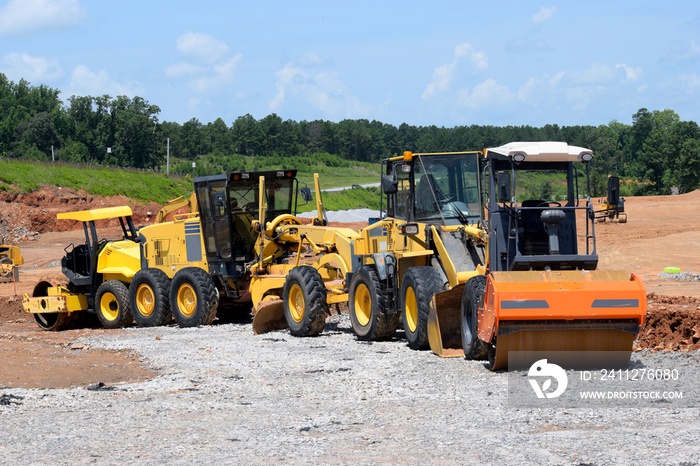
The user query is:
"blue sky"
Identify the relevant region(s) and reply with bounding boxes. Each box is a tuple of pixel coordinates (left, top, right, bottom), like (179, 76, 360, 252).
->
(1, 0, 699, 128)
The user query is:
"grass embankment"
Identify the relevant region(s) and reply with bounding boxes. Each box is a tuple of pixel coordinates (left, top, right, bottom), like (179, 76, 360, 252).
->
(0, 159, 382, 210)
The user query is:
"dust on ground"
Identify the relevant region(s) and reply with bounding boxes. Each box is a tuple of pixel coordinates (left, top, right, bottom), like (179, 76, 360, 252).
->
(1, 188, 700, 389)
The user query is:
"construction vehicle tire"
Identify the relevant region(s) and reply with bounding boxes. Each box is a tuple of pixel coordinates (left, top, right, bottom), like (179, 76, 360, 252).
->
(95, 280, 133, 329)
(0, 257, 13, 279)
(170, 267, 219, 327)
(349, 266, 399, 341)
(461, 276, 488, 360)
(401, 266, 442, 350)
(283, 266, 327, 337)
(130, 268, 172, 327)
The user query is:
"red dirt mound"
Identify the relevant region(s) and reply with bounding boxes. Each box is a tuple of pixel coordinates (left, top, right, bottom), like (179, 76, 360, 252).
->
(635, 293, 700, 351)
(0, 185, 161, 240)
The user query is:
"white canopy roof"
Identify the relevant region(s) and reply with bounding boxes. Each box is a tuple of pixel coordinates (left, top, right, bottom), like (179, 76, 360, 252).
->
(486, 141, 593, 162)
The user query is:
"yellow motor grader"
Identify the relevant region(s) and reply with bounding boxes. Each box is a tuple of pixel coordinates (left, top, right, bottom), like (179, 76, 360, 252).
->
(23, 170, 360, 333)
(347, 142, 646, 370)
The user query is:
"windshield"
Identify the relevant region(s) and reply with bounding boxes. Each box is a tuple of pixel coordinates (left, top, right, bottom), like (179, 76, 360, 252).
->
(413, 154, 480, 224)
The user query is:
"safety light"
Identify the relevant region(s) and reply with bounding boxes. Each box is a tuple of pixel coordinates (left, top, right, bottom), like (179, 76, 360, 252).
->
(513, 153, 526, 163)
(400, 223, 419, 235)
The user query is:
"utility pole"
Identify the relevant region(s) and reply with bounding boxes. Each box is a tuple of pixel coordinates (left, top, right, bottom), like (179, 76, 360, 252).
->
(166, 137, 170, 176)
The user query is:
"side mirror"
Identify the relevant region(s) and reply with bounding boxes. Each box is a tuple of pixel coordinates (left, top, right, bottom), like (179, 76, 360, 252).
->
(497, 172, 511, 203)
(382, 174, 398, 195)
(213, 192, 225, 207)
(607, 176, 620, 206)
(300, 187, 312, 202)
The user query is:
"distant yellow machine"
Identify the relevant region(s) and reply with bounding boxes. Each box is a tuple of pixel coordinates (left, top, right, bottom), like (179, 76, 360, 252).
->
(0, 241, 23, 282)
(595, 175, 627, 223)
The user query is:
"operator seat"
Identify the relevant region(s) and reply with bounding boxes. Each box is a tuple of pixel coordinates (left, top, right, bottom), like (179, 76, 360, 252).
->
(519, 199, 549, 255)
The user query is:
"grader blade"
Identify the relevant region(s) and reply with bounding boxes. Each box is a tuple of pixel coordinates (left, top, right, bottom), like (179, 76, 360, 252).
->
(251, 299, 287, 334)
(428, 284, 465, 358)
(480, 270, 647, 371)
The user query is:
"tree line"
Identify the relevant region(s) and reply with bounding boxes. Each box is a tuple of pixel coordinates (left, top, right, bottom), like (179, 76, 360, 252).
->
(2, 73, 699, 196)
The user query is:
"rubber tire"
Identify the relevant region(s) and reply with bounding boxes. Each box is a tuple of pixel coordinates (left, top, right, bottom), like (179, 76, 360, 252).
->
(0, 257, 13, 279)
(400, 266, 442, 350)
(170, 267, 219, 327)
(348, 266, 399, 341)
(461, 275, 488, 360)
(130, 268, 172, 327)
(95, 280, 133, 329)
(283, 266, 328, 337)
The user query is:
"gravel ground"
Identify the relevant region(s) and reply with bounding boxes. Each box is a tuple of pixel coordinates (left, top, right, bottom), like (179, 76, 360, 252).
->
(2, 315, 699, 466)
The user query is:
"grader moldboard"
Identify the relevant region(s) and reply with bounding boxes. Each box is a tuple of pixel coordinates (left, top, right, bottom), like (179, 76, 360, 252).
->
(23, 170, 360, 333)
(347, 141, 646, 370)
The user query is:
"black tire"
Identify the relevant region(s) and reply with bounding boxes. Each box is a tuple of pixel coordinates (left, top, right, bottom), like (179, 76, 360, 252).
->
(283, 266, 328, 337)
(170, 267, 219, 327)
(348, 266, 398, 340)
(1, 257, 13, 279)
(95, 280, 133, 329)
(461, 275, 488, 360)
(130, 268, 172, 327)
(400, 266, 442, 350)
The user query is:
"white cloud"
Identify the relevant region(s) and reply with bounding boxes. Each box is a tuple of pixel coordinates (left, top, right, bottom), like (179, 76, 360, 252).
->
(189, 54, 242, 92)
(553, 63, 642, 87)
(511, 62, 645, 117)
(176, 33, 229, 64)
(422, 42, 488, 100)
(67, 65, 144, 97)
(167, 33, 241, 94)
(517, 77, 538, 103)
(532, 6, 556, 25)
(615, 63, 642, 82)
(454, 43, 488, 70)
(0, 0, 86, 35)
(269, 59, 372, 118)
(458, 79, 513, 110)
(165, 62, 202, 79)
(422, 62, 457, 99)
(2, 52, 62, 81)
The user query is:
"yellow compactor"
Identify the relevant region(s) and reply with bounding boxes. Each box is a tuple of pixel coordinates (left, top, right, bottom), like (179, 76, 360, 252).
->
(346, 142, 646, 369)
